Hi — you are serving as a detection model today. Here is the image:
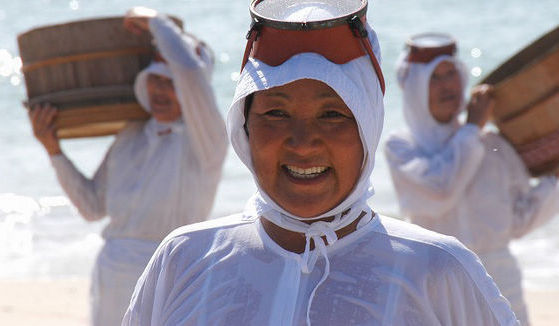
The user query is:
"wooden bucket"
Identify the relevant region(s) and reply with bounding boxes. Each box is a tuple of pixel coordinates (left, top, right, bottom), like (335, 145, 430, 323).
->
(480, 25, 559, 175)
(18, 16, 180, 138)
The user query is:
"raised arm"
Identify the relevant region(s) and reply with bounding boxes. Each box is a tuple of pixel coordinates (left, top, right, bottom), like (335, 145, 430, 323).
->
(49, 153, 108, 221)
(29, 104, 107, 221)
(385, 85, 494, 218)
(384, 124, 485, 217)
(149, 14, 227, 169)
(124, 7, 227, 169)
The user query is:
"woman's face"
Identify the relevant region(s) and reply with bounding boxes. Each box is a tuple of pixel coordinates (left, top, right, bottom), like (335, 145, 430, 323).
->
(247, 79, 364, 218)
(146, 74, 181, 122)
(428, 61, 462, 123)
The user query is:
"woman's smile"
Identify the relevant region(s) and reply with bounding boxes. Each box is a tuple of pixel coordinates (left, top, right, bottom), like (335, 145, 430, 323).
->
(247, 79, 363, 218)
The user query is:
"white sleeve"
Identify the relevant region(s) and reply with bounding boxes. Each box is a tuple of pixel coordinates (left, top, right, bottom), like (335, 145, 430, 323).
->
(149, 15, 228, 169)
(49, 153, 107, 221)
(384, 124, 485, 217)
(122, 235, 186, 326)
(428, 253, 520, 325)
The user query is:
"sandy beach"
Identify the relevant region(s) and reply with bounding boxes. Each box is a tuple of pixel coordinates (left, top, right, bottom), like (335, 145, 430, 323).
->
(0, 278, 556, 325)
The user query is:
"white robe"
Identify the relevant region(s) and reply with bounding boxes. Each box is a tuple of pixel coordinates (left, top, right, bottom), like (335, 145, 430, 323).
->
(122, 214, 518, 326)
(49, 15, 228, 326)
(384, 126, 559, 324)
(386, 52, 559, 325)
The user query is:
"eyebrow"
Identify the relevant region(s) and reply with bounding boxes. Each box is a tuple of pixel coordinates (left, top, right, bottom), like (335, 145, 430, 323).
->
(262, 91, 290, 99)
(316, 91, 340, 99)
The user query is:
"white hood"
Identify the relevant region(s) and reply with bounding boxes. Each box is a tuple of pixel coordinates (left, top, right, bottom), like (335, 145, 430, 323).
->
(396, 53, 469, 154)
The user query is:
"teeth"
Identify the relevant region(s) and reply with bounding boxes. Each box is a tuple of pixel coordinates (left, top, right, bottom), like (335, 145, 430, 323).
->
(286, 165, 328, 178)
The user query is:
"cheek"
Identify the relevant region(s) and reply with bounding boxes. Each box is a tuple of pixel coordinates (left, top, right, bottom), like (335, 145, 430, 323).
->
(336, 133, 363, 178)
(248, 123, 281, 174)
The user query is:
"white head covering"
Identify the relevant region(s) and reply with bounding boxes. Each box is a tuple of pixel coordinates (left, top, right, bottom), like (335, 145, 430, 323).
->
(395, 51, 469, 154)
(227, 4, 384, 323)
(133, 62, 173, 113)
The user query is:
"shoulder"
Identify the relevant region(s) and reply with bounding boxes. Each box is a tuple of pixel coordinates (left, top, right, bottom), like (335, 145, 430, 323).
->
(374, 215, 470, 257)
(165, 213, 250, 239)
(155, 213, 253, 258)
(373, 215, 517, 324)
(384, 131, 419, 163)
(112, 121, 147, 145)
(373, 215, 490, 284)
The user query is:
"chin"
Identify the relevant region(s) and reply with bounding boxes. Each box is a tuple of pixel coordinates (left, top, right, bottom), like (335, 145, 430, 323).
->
(279, 197, 335, 219)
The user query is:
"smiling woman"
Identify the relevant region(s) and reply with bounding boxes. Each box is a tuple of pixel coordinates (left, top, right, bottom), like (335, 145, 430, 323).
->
(247, 79, 363, 218)
(122, 1, 519, 325)
(145, 74, 181, 122)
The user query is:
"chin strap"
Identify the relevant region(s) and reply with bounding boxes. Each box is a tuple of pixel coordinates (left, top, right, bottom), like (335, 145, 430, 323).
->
(246, 188, 374, 325)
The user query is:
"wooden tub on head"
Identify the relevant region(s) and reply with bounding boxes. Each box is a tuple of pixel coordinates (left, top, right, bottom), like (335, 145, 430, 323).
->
(481, 25, 559, 176)
(18, 16, 183, 139)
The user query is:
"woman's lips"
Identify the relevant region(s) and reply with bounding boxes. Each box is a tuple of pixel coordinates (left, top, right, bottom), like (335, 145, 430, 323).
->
(282, 165, 331, 184)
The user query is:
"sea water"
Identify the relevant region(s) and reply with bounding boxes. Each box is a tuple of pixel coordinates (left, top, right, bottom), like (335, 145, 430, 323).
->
(0, 0, 558, 289)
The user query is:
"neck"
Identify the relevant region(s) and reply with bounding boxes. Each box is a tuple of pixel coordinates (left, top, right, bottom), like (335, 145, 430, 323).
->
(261, 210, 371, 254)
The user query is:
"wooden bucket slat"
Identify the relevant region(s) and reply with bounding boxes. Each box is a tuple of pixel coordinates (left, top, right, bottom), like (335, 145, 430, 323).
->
(57, 121, 130, 139)
(54, 103, 150, 138)
(27, 85, 137, 108)
(499, 91, 559, 145)
(17, 18, 152, 62)
(21, 47, 151, 98)
(22, 47, 151, 73)
(54, 103, 150, 127)
(481, 25, 559, 86)
(492, 48, 559, 120)
(477, 25, 559, 175)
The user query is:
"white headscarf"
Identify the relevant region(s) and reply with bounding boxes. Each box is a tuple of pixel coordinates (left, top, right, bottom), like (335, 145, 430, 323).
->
(133, 62, 173, 113)
(395, 52, 469, 154)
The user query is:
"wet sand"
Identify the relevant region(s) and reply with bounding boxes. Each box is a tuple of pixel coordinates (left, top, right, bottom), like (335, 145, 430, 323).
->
(0, 278, 556, 325)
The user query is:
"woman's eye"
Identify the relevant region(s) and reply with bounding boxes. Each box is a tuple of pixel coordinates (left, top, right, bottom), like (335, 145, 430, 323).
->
(264, 109, 288, 118)
(321, 110, 349, 119)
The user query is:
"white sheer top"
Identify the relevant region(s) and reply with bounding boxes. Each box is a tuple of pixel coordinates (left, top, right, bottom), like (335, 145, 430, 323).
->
(123, 214, 518, 326)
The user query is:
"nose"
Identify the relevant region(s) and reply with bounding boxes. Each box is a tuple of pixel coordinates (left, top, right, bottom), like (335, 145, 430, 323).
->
(284, 118, 322, 155)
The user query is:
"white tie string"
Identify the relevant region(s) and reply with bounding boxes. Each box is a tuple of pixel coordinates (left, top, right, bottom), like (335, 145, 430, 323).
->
(246, 189, 373, 326)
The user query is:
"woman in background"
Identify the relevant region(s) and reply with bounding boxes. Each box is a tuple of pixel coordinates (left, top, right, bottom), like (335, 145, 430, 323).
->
(384, 33, 559, 325)
(29, 7, 227, 326)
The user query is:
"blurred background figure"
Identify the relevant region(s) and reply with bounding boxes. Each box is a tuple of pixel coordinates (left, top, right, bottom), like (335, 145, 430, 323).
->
(384, 33, 559, 325)
(28, 7, 227, 326)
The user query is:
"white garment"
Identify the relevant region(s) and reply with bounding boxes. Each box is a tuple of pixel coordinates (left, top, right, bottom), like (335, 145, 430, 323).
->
(49, 14, 228, 326)
(122, 214, 518, 326)
(92, 239, 159, 326)
(384, 54, 559, 325)
(125, 7, 516, 325)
